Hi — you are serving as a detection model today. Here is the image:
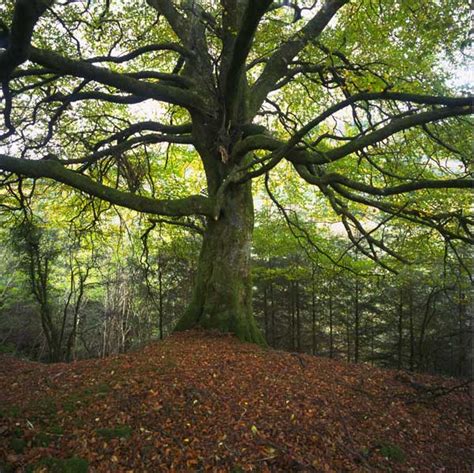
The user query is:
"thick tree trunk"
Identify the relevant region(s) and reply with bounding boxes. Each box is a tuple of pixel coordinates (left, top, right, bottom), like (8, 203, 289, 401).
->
(174, 182, 265, 344)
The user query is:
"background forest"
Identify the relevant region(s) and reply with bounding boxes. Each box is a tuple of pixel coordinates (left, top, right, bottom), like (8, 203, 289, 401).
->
(0, 172, 471, 376)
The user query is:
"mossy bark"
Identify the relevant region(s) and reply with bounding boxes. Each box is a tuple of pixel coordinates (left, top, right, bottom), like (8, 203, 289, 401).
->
(175, 181, 265, 345)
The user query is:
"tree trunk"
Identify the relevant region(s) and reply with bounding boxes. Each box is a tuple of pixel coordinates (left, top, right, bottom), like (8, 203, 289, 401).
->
(408, 287, 415, 371)
(397, 288, 403, 369)
(329, 290, 334, 359)
(263, 284, 269, 341)
(174, 182, 265, 344)
(295, 281, 301, 352)
(270, 281, 275, 346)
(158, 264, 163, 340)
(354, 277, 360, 363)
(311, 263, 317, 356)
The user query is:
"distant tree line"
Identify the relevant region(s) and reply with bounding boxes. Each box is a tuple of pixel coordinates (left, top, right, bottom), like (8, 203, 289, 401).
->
(252, 253, 471, 377)
(0, 201, 471, 378)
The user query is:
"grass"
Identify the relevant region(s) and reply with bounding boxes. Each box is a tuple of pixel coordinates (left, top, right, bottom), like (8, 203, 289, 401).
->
(96, 424, 132, 440)
(26, 456, 89, 473)
(379, 442, 406, 463)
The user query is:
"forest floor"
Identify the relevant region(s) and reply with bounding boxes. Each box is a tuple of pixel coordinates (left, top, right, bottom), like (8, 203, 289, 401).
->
(0, 331, 472, 472)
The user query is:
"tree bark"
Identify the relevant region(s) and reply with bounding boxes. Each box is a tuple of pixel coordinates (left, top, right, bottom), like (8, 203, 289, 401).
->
(397, 288, 404, 370)
(174, 182, 265, 344)
(311, 263, 317, 355)
(329, 290, 334, 358)
(354, 277, 360, 363)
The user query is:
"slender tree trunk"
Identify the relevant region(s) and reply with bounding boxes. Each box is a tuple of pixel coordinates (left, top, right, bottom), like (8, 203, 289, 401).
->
(354, 277, 360, 363)
(457, 285, 466, 376)
(370, 319, 374, 365)
(295, 281, 301, 352)
(311, 264, 317, 356)
(174, 182, 264, 344)
(158, 265, 163, 340)
(263, 284, 269, 341)
(289, 281, 295, 351)
(270, 281, 275, 346)
(346, 322, 351, 363)
(408, 287, 415, 371)
(329, 290, 334, 359)
(397, 288, 404, 369)
(418, 287, 437, 371)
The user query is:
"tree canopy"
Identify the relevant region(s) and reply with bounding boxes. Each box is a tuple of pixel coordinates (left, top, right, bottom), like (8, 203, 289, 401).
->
(0, 0, 472, 342)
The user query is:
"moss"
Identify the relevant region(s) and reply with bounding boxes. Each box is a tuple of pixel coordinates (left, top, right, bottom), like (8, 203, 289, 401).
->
(0, 404, 21, 418)
(96, 425, 132, 440)
(27, 456, 89, 473)
(95, 383, 111, 395)
(49, 425, 64, 436)
(29, 398, 57, 419)
(10, 437, 26, 454)
(62, 389, 94, 413)
(379, 442, 406, 463)
(33, 431, 53, 447)
(0, 461, 15, 473)
(174, 181, 267, 346)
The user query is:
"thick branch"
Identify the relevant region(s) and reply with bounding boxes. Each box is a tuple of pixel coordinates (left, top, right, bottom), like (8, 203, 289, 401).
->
(295, 168, 473, 196)
(61, 133, 193, 165)
(0, 154, 213, 217)
(86, 43, 190, 64)
(249, 0, 349, 115)
(320, 179, 474, 244)
(28, 47, 208, 111)
(146, 0, 189, 44)
(0, 0, 54, 79)
(325, 106, 472, 162)
(223, 0, 272, 119)
(94, 121, 192, 149)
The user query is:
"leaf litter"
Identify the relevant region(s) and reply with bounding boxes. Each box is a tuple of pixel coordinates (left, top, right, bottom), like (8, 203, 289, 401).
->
(0, 330, 472, 472)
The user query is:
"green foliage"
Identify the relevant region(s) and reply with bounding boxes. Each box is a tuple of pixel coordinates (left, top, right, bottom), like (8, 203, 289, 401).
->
(96, 425, 133, 440)
(0, 342, 15, 353)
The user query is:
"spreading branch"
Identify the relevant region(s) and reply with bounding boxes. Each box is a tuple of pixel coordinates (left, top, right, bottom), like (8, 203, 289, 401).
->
(28, 47, 208, 111)
(250, 0, 350, 115)
(0, 154, 213, 217)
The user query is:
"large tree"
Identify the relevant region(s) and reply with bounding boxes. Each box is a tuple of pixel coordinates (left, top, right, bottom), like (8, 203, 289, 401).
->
(0, 0, 472, 343)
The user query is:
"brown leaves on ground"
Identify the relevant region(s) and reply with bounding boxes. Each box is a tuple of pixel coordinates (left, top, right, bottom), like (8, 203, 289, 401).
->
(0, 331, 472, 472)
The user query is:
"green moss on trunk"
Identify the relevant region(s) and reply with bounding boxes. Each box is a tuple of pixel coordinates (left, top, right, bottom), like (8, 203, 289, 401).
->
(175, 182, 265, 345)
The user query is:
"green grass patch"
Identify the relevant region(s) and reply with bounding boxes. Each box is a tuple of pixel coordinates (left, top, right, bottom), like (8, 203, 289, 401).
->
(10, 437, 26, 454)
(26, 456, 89, 473)
(33, 431, 53, 447)
(29, 398, 57, 419)
(62, 389, 95, 413)
(48, 425, 64, 436)
(0, 460, 15, 473)
(0, 404, 22, 418)
(155, 356, 177, 375)
(95, 383, 111, 395)
(379, 442, 406, 463)
(96, 425, 132, 440)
